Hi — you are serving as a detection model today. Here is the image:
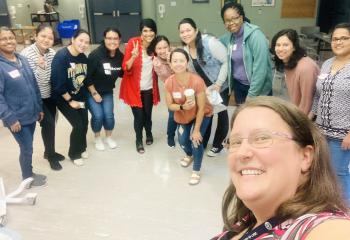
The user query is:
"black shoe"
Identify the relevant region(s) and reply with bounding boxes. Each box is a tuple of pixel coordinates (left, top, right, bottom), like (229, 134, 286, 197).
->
(49, 160, 62, 171)
(136, 140, 145, 154)
(167, 137, 175, 148)
(45, 152, 65, 161)
(146, 135, 153, 145)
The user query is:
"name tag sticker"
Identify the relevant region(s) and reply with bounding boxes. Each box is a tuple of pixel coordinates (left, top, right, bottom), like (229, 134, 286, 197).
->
(70, 63, 76, 69)
(172, 92, 182, 99)
(103, 63, 111, 70)
(9, 70, 20, 78)
(318, 73, 328, 80)
(233, 44, 237, 51)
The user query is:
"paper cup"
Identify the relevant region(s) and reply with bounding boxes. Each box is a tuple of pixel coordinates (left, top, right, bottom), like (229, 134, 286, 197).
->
(184, 88, 195, 102)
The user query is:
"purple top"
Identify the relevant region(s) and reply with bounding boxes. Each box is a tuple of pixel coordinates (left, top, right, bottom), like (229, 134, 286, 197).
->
(231, 26, 249, 85)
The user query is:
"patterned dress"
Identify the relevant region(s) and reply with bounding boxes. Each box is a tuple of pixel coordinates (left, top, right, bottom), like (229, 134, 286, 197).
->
(211, 212, 350, 240)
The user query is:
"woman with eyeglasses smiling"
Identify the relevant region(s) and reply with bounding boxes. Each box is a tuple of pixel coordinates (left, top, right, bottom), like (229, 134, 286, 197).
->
(212, 96, 350, 240)
(85, 27, 124, 151)
(219, 2, 272, 104)
(311, 22, 350, 203)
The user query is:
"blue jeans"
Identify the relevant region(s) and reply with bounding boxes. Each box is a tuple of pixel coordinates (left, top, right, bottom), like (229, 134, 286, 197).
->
(87, 93, 115, 133)
(167, 110, 178, 139)
(178, 117, 211, 171)
(327, 138, 350, 202)
(11, 122, 36, 179)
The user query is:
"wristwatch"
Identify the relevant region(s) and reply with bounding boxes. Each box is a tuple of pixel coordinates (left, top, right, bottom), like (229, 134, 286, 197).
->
(92, 92, 98, 96)
(179, 104, 183, 110)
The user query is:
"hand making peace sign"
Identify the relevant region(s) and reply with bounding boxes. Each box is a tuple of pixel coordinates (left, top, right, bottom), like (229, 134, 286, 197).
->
(131, 40, 139, 58)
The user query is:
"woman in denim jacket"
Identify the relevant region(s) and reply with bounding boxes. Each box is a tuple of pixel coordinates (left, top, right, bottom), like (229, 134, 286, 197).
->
(178, 18, 229, 157)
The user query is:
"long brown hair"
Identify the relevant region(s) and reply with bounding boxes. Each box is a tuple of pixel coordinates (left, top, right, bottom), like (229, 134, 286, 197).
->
(222, 96, 348, 232)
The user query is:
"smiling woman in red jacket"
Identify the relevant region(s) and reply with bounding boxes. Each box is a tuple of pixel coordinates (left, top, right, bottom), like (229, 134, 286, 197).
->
(119, 18, 160, 154)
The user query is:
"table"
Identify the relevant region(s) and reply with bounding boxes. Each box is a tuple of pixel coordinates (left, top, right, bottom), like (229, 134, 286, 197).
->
(10, 26, 36, 44)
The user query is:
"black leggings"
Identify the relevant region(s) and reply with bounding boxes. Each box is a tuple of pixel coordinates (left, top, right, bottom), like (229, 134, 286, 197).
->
(40, 98, 58, 156)
(203, 88, 229, 149)
(131, 89, 153, 142)
(56, 99, 88, 159)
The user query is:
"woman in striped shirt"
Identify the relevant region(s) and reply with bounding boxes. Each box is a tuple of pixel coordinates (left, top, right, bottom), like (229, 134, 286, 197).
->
(21, 25, 65, 171)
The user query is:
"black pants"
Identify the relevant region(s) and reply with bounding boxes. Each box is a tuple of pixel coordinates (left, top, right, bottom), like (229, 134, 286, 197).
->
(203, 88, 229, 149)
(131, 89, 153, 142)
(40, 98, 58, 157)
(56, 99, 88, 160)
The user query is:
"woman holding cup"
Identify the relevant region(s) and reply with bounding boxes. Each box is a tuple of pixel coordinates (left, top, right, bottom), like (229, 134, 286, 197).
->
(165, 48, 213, 185)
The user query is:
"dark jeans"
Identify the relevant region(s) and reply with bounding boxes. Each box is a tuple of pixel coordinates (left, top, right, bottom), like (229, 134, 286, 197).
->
(167, 110, 178, 139)
(11, 122, 36, 179)
(131, 89, 153, 142)
(56, 99, 88, 160)
(203, 88, 229, 149)
(41, 98, 58, 157)
(233, 80, 250, 104)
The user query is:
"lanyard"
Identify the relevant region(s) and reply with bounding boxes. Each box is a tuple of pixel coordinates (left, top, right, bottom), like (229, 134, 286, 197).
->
(239, 217, 279, 240)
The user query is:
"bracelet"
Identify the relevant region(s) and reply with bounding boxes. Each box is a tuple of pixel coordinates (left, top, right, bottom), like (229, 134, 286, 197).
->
(92, 92, 98, 96)
(67, 98, 73, 102)
(179, 104, 183, 110)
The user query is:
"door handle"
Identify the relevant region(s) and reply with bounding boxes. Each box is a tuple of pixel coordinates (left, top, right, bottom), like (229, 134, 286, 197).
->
(112, 10, 116, 17)
(0, 13, 9, 16)
(94, 12, 103, 16)
(117, 10, 120, 17)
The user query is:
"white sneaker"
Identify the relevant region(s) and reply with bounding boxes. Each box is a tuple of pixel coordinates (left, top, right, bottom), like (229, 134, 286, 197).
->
(73, 158, 84, 166)
(104, 137, 117, 149)
(81, 151, 89, 159)
(94, 137, 105, 151)
(95, 137, 106, 151)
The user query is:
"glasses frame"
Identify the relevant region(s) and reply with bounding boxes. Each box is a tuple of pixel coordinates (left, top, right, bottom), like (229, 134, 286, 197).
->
(225, 130, 295, 153)
(331, 36, 350, 43)
(224, 15, 242, 26)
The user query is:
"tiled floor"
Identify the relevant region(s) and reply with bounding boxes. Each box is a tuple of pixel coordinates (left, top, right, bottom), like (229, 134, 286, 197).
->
(0, 81, 231, 240)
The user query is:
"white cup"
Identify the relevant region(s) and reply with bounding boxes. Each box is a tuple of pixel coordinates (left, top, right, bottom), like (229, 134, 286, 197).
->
(184, 88, 195, 103)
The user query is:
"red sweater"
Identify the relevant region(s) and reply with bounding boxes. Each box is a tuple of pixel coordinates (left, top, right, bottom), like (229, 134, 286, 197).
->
(119, 37, 160, 107)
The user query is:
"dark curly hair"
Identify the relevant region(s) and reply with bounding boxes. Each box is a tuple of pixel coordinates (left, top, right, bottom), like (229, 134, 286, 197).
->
(271, 29, 306, 72)
(220, 2, 250, 23)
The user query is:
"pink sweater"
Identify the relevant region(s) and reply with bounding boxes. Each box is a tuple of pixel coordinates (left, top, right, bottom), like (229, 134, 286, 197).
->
(153, 57, 173, 82)
(285, 57, 319, 114)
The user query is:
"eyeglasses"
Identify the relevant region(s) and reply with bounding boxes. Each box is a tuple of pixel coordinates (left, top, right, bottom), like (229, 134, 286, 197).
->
(105, 37, 120, 41)
(0, 36, 16, 42)
(331, 36, 350, 43)
(224, 15, 241, 25)
(225, 130, 295, 153)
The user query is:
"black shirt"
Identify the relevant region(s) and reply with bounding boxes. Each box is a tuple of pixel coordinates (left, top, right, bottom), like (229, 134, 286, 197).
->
(85, 44, 124, 94)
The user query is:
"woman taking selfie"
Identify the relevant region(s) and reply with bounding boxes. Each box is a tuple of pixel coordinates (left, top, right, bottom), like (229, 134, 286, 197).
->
(212, 96, 350, 240)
